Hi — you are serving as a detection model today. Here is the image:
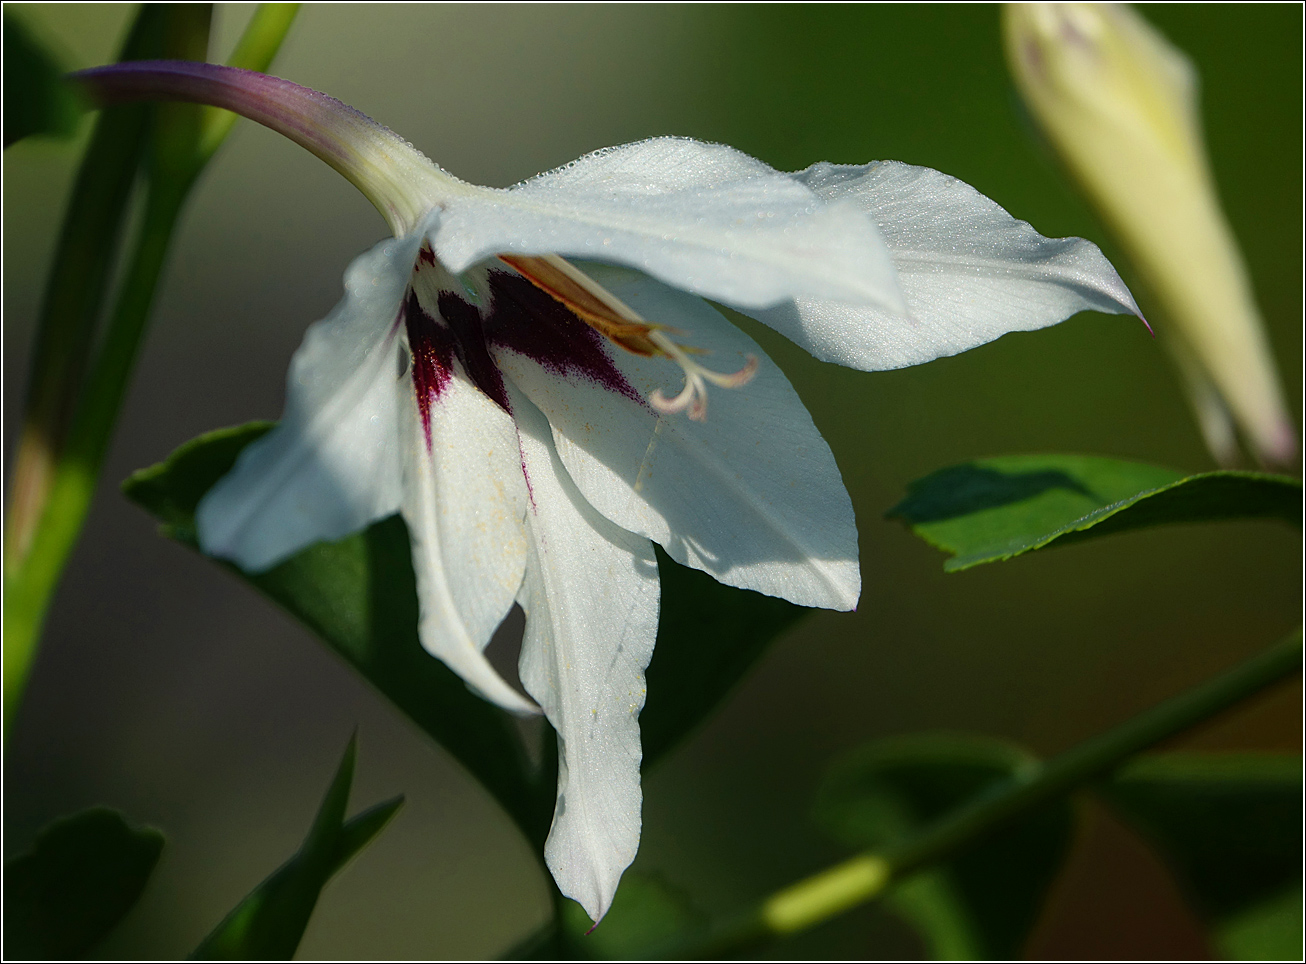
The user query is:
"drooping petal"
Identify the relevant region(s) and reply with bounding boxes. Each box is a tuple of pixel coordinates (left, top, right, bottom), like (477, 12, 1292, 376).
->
(197, 233, 423, 570)
(396, 276, 535, 716)
(509, 384, 660, 923)
(490, 264, 859, 612)
(429, 137, 906, 315)
(743, 160, 1143, 371)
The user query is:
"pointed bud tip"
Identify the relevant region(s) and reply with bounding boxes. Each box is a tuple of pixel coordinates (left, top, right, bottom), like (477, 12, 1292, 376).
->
(1257, 419, 1299, 469)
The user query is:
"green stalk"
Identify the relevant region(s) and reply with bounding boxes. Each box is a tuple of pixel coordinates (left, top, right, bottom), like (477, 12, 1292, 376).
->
(701, 630, 1303, 955)
(3, 182, 185, 722)
(4, 6, 168, 574)
(3, 4, 299, 732)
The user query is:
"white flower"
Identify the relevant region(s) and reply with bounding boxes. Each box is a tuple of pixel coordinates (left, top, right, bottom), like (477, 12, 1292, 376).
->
(78, 62, 1142, 923)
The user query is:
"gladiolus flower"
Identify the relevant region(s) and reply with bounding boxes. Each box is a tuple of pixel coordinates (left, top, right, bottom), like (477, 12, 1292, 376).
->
(74, 60, 1143, 921)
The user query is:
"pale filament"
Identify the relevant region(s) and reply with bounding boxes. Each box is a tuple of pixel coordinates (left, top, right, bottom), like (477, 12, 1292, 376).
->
(500, 253, 758, 421)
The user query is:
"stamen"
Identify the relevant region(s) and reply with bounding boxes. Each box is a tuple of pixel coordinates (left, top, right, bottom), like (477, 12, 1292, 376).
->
(497, 254, 665, 356)
(501, 253, 758, 420)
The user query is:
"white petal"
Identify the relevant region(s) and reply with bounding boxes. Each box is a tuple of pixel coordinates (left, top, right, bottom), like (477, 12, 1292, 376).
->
(397, 335, 536, 716)
(431, 137, 905, 314)
(509, 385, 659, 924)
(744, 160, 1143, 371)
(492, 265, 859, 611)
(197, 233, 423, 570)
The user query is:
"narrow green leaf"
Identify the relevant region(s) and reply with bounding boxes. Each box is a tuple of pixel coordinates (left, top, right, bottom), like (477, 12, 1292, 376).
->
(1099, 752, 1303, 960)
(814, 733, 1074, 960)
(192, 736, 404, 960)
(123, 423, 551, 847)
(5, 4, 166, 571)
(4, 807, 164, 959)
(888, 455, 1301, 571)
(2, 10, 86, 148)
(642, 547, 808, 766)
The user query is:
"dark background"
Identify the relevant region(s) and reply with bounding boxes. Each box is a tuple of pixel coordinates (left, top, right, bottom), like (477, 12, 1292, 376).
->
(4, 4, 1300, 958)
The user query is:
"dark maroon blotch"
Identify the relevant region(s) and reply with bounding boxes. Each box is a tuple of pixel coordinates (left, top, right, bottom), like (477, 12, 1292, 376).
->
(435, 291, 513, 413)
(402, 288, 456, 447)
(484, 271, 645, 406)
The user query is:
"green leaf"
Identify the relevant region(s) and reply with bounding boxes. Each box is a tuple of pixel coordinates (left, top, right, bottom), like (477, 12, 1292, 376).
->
(1099, 753, 1303, 960)
(2, 10, 86, 148)
(124, 422, 811, 841)
(888, 456, 1301, 571)
(510, 873, 707, 960)
(814, 733, 1074, 960)
(192, 734, 403, 960)
(1219, 886, 1303, 961)
(642, 547, 808, 766)
(4, 807, 164, 959)
(123, 423, 552, 848)
(565, 872, 708, 960)
(122, 421, 276, 537)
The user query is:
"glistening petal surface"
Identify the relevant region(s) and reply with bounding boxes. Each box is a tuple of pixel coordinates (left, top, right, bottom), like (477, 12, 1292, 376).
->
(492, 264, 859, 611)
(430, 137, 905, 314)
(196, 234, 421, 570)
(745, 160, 1143, 371)
(510, 386, 660, 923)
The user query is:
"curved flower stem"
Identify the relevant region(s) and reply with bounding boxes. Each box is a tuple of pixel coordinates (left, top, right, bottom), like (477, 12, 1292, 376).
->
(697, 629, 1303, 956)
(198, 3, 301, 159)
(70, 57, 466, 237)
(2, 5, 299, 733)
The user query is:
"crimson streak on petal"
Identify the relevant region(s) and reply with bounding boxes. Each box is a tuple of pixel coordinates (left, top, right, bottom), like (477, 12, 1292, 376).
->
(485, 270, 646, 408)
(402, 287, 456, 449)
(405, 259, 650, 449)
(435, 291, 513, 413)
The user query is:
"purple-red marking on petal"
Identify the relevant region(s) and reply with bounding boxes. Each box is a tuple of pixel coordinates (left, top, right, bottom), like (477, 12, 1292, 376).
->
(436, 292, 513, 413)
(402, 288, 456, 448)
(485, 271, 645, 407)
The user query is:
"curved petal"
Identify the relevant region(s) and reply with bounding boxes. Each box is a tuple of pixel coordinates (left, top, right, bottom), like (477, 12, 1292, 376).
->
(197, 232, 423, 570)
(743, 160, 1144, 371)
(397, 292, 536, 716)
(430, 137, 905, 314)
(490, 265, 859, 611)
(509, 384, 660, 924)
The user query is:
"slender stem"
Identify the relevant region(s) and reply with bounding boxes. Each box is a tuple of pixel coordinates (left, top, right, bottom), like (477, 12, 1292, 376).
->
(198, 3, 301, 159)
(3, 4, 299, 733)
(3, 7, 168, 574)
(698, 630, 1302, 955)
(3, 184, 187, 729)
(71, 59, 464, 237)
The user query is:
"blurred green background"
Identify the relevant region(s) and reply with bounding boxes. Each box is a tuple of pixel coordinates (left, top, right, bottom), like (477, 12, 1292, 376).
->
(3, 3, 1300, 959)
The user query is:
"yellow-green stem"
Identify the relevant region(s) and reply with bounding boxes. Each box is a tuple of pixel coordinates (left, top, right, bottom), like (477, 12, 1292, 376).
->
(698, 630, 1302, 956)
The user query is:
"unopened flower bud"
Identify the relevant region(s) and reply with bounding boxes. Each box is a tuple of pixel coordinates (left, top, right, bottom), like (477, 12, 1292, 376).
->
(1004, 3, 1295, 465)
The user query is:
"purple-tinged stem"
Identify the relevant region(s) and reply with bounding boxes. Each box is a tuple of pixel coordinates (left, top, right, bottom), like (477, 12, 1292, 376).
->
(71, 60, 463, 235)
